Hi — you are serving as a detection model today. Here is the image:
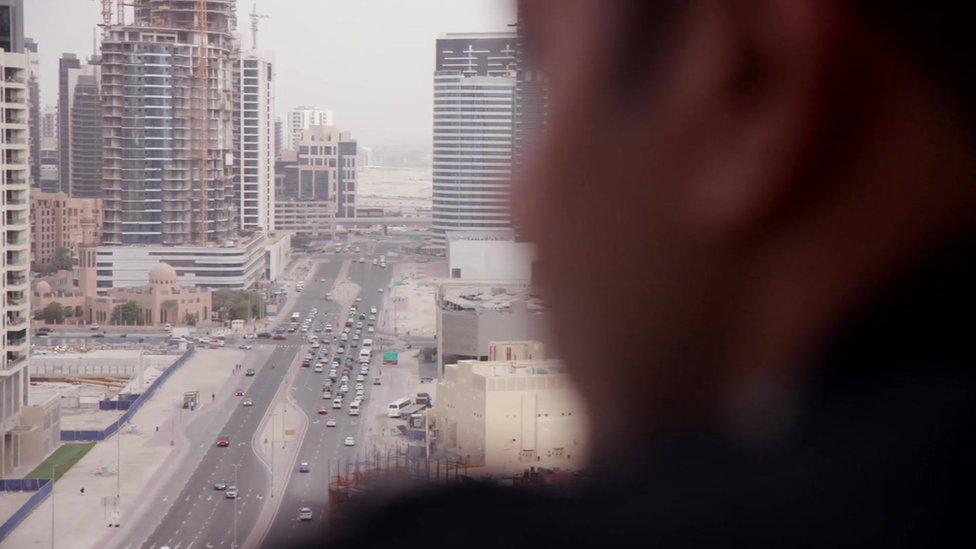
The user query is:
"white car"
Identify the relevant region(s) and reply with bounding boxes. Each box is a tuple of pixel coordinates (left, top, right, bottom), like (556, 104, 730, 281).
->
(356, 388, 365, 397)
(313, 365, 323, 373)
(339, 384, 349, 393)
(356, 375, 365, 382)
(344, 436, 355, 446)
(326, 418, 337, 427)
(367, 326, 374, 333)
(377, 288, 384, 293)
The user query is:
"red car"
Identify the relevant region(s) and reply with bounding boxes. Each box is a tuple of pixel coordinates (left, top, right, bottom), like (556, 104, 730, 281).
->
(235, 389, 245, 396)
(216, 436, 230, 447)
(273, 334, 286, 340)
(317, 407, 329, 415)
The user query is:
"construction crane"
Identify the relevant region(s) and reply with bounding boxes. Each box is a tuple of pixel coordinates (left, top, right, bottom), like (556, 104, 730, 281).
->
(196, 0, 210, 244)
(249, 3, 269, 50)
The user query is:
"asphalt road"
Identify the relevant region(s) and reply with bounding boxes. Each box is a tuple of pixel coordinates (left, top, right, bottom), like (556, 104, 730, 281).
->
(263, 242, 396, 544)
(132, 258, 346, 548)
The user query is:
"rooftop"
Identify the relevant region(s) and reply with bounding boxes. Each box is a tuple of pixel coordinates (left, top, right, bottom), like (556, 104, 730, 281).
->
(439, 282, 544, 313)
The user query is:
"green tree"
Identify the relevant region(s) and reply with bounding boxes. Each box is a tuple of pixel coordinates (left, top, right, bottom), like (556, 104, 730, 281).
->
(51, 246, 74, 271)
(111, 300, 142, 325)
(183, 312, 198, 326)
(213, 290, 266, 321)
(39, 302, 65, 324)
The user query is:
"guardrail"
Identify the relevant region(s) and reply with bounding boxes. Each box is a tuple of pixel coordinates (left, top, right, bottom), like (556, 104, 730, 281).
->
(0, 478, 52, 542)
(60, 344, 196, 442)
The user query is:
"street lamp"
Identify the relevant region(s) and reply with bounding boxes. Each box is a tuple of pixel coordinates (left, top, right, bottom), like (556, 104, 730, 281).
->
(232, 463, 241, 549)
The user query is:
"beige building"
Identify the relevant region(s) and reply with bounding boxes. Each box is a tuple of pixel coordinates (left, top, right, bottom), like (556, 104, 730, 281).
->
(434, 341, 589, 475)
(33, 261, 213, 327)
(2, 46, 33, 476)
(29, 188, 102, 270)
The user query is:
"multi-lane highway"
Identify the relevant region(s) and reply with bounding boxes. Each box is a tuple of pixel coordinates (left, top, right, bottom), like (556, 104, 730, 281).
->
(123, 239, 402, 548)
(262, 241, 396, 545)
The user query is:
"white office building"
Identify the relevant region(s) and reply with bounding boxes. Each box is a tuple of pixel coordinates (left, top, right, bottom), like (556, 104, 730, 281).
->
(234, 50, 276, 232)
(447, 229, 535, 280)
(287, 106, 333, 151)
(96, 232, 267, 290)
(432, 33, 517, 245)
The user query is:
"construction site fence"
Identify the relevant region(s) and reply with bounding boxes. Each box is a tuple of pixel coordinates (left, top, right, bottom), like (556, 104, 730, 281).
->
(0, 478, 52, 542)
(60, 345, 196, 442)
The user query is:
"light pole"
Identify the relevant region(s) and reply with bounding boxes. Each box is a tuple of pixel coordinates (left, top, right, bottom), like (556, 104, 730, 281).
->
(270, 413, 276, 498)
(232, 463, 240, 549)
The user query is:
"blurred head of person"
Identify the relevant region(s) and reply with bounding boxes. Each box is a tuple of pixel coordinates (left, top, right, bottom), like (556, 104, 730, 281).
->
(515, 0, 976, 461)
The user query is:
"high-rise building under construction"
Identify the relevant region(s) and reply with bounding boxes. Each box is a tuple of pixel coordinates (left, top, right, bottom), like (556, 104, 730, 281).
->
(100, 0, 238, 245)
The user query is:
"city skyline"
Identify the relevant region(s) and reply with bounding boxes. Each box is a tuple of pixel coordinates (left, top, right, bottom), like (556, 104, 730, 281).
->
(25, 0, 514, 151)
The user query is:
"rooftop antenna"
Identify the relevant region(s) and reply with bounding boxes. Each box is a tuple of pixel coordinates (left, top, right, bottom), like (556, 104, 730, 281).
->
(249, 3, 269, 50)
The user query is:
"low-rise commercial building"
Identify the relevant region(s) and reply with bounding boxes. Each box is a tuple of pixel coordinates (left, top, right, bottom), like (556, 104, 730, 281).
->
(434, 341, 588, 474)
(264, 231, 292, 282)
(95, 232, 266, 290)
(436, 281, 554, 377)
(274, 198, 335, 236)
(447, 229, 535, 281)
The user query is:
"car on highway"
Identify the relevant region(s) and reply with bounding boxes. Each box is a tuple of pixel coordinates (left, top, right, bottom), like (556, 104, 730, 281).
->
(326, 418, 337, 427)
(245, 368, 256, 376)
(274, 334, 286, 340)
(356, 375, 365, 382)
(322, 391, 332, 399)
(299, 507, 313, 521)
(317, 407, 329, 415)
(345, 436, 355, 446)
(373, 377, 381, 385)
(320, 278, 326, 282)
(356, 388, 365, 398)
(213, 481, 227, 491)
(216, 436, 230, 447)
(243, 398, 253, 407)
(339, 384, 349, 393)
(355, 297, 363, 302)
(235, 389, 245, 396)
(225, 486, 238, 499)
(299, 461, 311, 473)
(238, 344, 253, 350)
(367, 326, 374, 333)
(313, 365, 324, 373)
(333, 398, 343, 409)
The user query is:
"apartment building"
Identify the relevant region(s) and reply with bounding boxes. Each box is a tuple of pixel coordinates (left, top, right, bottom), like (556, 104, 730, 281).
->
(29, 188, 102, 269)
(286, 106, 333, 151)
(434, 341, 588, 474)
(234, 50, 275, 232)
(101, 0, 237, 245)
(1, 39, 31, 476)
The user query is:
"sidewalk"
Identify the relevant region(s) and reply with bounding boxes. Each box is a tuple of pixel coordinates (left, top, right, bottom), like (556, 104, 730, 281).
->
(2, 347, 263, 549)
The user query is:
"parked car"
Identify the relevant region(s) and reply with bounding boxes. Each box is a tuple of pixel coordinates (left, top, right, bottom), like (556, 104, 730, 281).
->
(213, 481, 227, 490)
(299, 462, 310, 473)
(273, 334, 287, 340)
(242, 398, 253, 407)
(299, 507, 313, 521)
(326, 418, 337, 427)
(245, 368, 256, 376)
(225, 486, 238, 499)
(239, 344, 253, 350)
(344, 436, 355, 446)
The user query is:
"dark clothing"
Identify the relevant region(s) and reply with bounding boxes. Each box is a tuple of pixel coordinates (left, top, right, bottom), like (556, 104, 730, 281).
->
(318, 242, 976, 547)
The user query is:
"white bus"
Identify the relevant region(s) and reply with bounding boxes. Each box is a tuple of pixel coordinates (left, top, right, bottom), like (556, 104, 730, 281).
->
(348, 402, 360, 416)
(388, 397, 411, 418)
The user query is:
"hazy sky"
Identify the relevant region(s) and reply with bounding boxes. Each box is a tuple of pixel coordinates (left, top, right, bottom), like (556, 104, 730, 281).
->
(26, 0, 514, 149)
